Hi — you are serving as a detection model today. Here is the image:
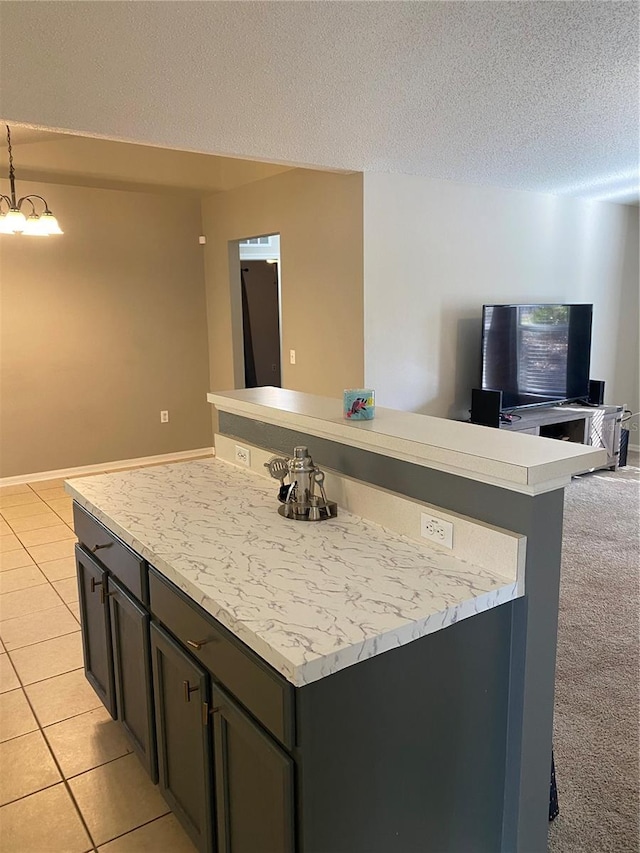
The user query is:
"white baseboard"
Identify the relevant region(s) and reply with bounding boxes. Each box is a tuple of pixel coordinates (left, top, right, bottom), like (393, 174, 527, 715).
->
(0, 448, 215, 487)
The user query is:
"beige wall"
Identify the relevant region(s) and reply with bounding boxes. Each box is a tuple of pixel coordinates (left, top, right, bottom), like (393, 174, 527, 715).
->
(0, 181, 212, 477)
(363, 172, 640, 437)
(201, 169, 364, 398)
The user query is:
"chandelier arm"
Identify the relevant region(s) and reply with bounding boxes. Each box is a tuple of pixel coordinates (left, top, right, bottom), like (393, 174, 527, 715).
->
(17, 197, 38, 216)
(17, 195, 50, 213)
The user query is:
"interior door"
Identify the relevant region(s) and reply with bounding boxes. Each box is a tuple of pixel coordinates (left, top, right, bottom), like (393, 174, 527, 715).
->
(240, 260, 281, 388)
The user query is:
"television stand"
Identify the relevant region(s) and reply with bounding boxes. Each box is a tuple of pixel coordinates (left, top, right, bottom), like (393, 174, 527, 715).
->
(500, 404, 624, 470)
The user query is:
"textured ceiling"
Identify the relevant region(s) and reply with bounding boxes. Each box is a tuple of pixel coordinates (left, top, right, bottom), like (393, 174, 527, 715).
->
(0, 2, 637, 203)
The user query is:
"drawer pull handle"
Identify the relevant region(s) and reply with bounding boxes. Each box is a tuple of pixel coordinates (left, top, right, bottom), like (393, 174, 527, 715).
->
(89, 578, 113, 605)
(100, 587, 115, 606)
(202, 702, 221, 725)
(91, 542, 112, 553)
(186, 639, 209, 651)
(183, 680, 199, 703)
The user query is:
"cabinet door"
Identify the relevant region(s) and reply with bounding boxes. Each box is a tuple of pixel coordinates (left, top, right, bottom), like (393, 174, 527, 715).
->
(75, 545, 116, 718)
(150, 622, 214, 853)
(109, 577, 157, 782)
(212, 684, 295, 853)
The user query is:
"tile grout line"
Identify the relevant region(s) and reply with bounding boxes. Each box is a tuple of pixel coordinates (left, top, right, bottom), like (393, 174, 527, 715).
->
(1, 523, 78, 719)
(0, 584, 73, 625)
(1, 513, 99, 851)
(2, 663, 84, 697)
(0, 571, 78, 597)
(3, 472, 174, 852)
(3, 508, 74, 535)
(90, 810, 173, 850)
(1, 558, 78, 665)
(0, 778, 62, 809)
(2, 627, 81, 653)
(0, 503, 74, 530)
(4, 661, 162, 851)
(54, 745, 135, 782)
(0, 742, 136, 807)
(2, 653, 100, 853)
(3, 484, 83, 656)
(2, 554, 83, 736)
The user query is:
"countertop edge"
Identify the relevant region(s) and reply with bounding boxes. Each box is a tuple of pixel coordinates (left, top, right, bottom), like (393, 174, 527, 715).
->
(207, 390, 607, 494)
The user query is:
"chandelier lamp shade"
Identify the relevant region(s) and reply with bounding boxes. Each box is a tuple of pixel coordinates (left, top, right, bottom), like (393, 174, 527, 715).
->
(0, 125, 63, 236)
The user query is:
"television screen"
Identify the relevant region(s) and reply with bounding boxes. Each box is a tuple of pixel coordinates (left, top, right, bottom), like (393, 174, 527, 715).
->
(481, 304, 593, 410)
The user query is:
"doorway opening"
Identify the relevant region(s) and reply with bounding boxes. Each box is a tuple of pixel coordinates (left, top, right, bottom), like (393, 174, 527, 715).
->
(235, 234, 281, 389)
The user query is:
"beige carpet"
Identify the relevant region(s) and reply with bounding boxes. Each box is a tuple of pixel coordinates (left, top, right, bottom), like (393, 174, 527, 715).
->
(548, 451, 640, 853)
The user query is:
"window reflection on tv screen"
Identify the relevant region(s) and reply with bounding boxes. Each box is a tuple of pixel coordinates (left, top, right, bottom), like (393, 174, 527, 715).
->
(481, 304, 592, 410)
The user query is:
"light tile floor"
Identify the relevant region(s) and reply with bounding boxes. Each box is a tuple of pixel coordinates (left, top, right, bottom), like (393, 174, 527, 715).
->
(0, 473, 197, 853)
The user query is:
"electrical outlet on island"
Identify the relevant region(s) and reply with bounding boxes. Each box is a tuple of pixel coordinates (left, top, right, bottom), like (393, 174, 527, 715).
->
(235, 445, 251, 467)
(420, 513, 454, 549)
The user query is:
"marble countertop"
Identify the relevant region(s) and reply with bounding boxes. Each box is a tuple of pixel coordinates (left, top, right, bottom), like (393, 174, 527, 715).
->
(66, 458, 520, 687)
(208, 387, 607, 495)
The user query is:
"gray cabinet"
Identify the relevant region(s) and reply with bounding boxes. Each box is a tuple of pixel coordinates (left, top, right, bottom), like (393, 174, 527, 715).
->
(74, 500, 518, 852)
(74, 507, 157, 784)
(148, 568, 296, 853)
(75, 545, 116, 718)
(212, 683, 295, 853)
(149, 567, 294, 749)
(109, 577, 157, 781)
(150, 622, 215, 853)
(73, 503, 147, 601)
(75, 507, 296, 853)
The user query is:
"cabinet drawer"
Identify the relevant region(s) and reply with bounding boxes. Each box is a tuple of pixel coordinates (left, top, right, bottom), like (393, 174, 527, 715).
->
(149, 567, 294, 750)
(73, 503, 147, 603)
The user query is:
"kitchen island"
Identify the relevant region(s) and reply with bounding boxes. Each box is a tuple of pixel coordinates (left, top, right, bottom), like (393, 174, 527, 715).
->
(67, 388, 606, 853)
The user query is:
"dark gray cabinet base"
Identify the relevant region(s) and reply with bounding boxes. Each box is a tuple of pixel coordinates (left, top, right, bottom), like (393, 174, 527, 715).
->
(295, 602, 511, 853)
(151, 622, 215, 853)
(76, 545, 116, 718)
(149, 619, 296, 853)
(212, 684, 295, 853)
(75, 504, 526, 853)
(109, 577, 157, 782)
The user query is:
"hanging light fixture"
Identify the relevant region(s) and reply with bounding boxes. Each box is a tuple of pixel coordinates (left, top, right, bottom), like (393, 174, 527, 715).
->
(0, 125, 63, 236)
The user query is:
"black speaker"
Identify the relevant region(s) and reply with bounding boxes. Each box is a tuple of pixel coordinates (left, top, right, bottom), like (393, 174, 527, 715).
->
(470, 388, 503, 428)
(588, 379, 605, 406)
(619, 428, 629, 468)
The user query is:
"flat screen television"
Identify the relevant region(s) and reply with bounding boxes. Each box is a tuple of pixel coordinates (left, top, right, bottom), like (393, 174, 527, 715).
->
(481, 303, 593, 411)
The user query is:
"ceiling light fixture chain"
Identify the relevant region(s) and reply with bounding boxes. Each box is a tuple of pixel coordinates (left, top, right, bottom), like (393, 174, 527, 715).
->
(6, 124, 17, 206)
(0, 124, 63, 236)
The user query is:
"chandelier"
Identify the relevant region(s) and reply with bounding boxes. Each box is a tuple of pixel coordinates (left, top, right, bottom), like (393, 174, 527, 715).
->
(0, 125, 63, 236)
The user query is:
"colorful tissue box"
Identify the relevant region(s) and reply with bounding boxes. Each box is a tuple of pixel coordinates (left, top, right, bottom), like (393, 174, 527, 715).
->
(343, 389, 375, 420)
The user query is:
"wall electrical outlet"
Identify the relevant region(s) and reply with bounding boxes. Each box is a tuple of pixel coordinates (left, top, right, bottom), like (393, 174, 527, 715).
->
(160, 410, 169, 423)
(420, 513, 454, 549)
(289, 349, 296, 365)
(235, 445, 251, 467)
